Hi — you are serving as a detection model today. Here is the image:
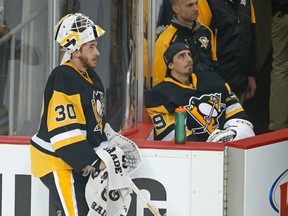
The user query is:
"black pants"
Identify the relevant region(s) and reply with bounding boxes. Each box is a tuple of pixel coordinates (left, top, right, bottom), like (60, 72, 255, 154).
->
(40, 169, 89, 216)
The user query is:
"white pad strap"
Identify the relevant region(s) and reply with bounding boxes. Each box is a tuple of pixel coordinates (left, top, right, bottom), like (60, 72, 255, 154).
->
(224, 118, 255, 141)
(206, 129, 236, 143)
(60, 52, 71, 65)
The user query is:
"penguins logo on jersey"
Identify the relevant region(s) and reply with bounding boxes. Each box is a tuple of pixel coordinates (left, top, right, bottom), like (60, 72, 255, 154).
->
(184, 93, 225, 134)
(198, 36, 209, 49)
(240, 0, 247, 6)
(91, 90, 104, 133)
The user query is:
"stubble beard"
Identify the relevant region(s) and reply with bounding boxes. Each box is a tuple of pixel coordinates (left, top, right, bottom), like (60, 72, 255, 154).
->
(79, 55, 96, 70)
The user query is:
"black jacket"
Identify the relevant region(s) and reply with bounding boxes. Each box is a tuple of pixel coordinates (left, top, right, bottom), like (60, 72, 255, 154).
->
(199, 0, 257, 92)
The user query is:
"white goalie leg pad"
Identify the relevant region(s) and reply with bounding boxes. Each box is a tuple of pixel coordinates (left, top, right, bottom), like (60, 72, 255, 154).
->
(224, 118, 255, 141)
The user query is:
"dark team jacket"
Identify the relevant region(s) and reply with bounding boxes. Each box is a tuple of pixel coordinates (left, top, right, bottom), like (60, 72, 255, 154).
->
(145, 71, 249, 142)
(198, 0, 257, 92)
(271, 0, 288, 15)
(152, 18, 217, 86)
(30, 63, 107, 177)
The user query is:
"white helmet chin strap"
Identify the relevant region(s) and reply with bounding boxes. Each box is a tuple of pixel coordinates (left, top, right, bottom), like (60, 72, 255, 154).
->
(60, 52, 71, 65)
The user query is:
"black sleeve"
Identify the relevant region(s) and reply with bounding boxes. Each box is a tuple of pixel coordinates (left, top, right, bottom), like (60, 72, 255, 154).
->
(56, 141, 99, 174)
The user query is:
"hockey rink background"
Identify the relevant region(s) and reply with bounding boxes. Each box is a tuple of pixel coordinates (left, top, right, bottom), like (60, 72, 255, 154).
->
(0, 127, 287, 216)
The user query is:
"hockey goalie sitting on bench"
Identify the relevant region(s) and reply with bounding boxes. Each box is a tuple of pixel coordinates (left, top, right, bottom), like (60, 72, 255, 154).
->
(145, 43, 255, 143)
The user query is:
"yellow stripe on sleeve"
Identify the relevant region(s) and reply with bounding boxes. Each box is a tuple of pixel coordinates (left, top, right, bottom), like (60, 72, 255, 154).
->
(226, 107, 244, 119)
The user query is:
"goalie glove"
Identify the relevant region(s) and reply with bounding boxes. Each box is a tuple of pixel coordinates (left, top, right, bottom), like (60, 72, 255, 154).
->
(206, 129, 237, 143)
(223, 118, 255, 141)
(104, 123, 142, 175)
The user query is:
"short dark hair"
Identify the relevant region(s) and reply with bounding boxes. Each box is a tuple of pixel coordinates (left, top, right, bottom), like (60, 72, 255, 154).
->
(163, 42, 190, 66)
(163, 42, 190, 76)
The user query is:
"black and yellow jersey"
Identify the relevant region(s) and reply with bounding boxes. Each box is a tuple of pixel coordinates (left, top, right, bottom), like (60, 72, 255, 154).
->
(152, 19, 217, 86)
(145, 71, 249, 142)
(30, 63, 107, 177)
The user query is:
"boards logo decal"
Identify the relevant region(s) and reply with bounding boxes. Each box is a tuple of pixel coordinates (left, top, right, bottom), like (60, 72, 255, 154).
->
(269, 169, 288, 214)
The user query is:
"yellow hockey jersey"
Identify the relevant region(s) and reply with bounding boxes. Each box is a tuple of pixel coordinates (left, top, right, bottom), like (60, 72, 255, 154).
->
(30, 63, 107, 177)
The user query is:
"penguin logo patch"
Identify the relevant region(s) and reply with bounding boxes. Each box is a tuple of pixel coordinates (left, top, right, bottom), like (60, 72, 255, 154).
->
(91, 90, 105, 133)
(184, 93, 226, 134)
(198, 36, 209, 49)
(240, 0, 246, 6)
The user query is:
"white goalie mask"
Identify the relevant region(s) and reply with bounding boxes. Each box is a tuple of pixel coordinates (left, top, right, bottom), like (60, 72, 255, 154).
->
(54, 13, 105, 54)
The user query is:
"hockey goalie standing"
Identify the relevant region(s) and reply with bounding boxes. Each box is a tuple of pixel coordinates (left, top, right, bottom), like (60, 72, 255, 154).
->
(145, 43, 255, 143)
(30, 13, 140, 216)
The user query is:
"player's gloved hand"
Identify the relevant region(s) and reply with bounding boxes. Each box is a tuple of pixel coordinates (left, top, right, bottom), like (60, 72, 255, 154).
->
(82, 159, 106, 177)
(92, 159, 106, 171)
(206, 129, 237, 143)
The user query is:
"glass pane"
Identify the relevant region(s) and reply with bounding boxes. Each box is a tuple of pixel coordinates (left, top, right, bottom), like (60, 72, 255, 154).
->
(1, 0, 140, 136)
(0, 0, 49, 135)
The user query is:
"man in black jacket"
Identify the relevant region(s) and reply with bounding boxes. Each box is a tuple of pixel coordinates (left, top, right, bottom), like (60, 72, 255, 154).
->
(198, 0, 257, 103)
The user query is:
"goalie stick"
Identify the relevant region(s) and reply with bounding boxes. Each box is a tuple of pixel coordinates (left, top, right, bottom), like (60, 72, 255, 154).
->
(128, 178, 163, 216)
